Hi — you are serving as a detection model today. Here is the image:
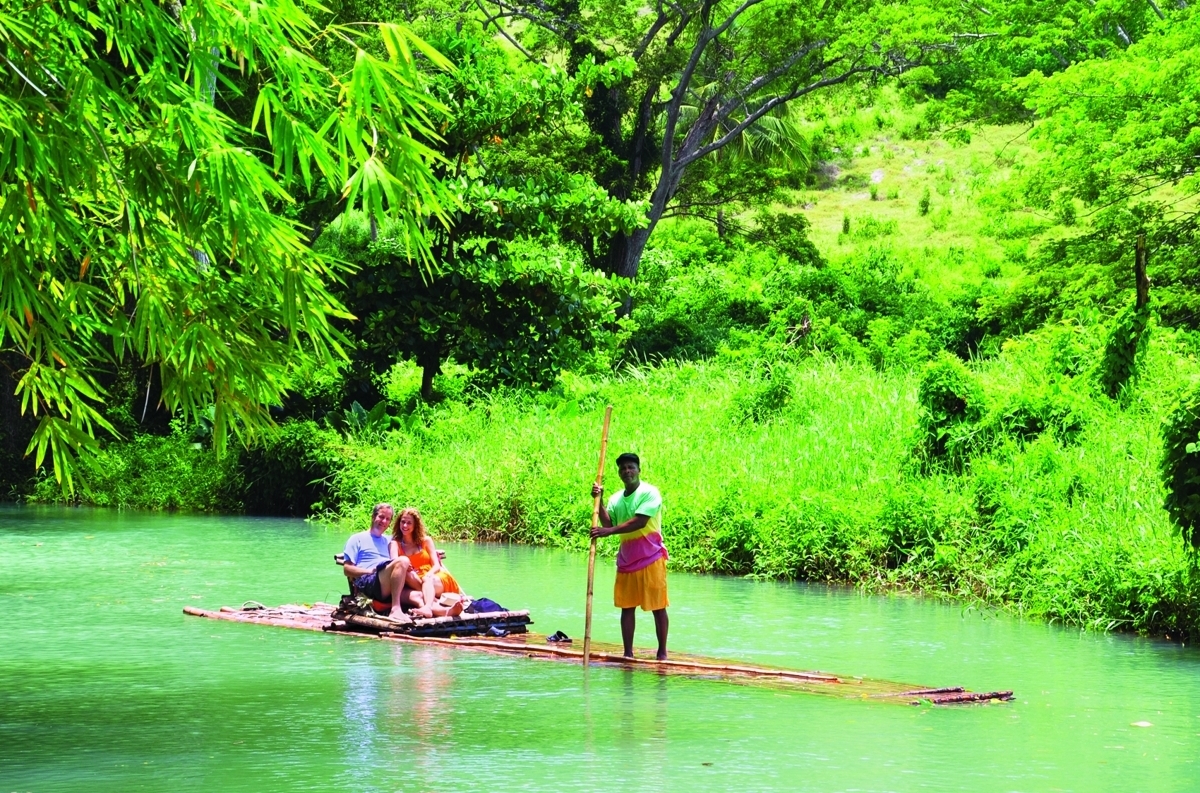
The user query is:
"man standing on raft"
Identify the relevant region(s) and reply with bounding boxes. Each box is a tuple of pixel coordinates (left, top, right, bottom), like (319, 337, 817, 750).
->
(591, 452, 669, 660)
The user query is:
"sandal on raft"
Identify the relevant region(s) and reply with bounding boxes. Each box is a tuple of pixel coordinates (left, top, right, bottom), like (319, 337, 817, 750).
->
(546, 630, 572, 643)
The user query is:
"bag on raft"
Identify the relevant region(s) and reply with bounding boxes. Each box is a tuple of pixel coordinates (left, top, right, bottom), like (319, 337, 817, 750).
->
(465, 597, 505, 614)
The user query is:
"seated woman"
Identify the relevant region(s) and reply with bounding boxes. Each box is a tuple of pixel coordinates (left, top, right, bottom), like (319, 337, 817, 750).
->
(390, 508, 464, 619)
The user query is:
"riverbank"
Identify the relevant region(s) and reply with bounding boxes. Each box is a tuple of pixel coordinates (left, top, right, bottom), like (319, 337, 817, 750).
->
(326, 331, 1200, 637)
(29, 320, 1200, 638)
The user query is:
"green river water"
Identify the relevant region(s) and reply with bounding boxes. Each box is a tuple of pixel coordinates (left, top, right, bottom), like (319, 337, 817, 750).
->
(2, 506, 1198, 792)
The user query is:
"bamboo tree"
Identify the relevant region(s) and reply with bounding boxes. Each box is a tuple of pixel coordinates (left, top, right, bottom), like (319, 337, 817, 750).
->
(0, 0, 454, 490)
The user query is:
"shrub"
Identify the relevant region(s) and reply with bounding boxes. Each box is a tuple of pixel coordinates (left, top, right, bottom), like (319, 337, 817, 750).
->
(281, 357, 347, 420)
(732, 364, 795, 424)
(753, 210, 824, 267)
(879, 482, 969, 569)
(988, 381, 1088, 444)
(916, 352, 984, 469)
(1162, 385, 1200, 551)
(1095, 303, 1152, 399)
(850, 215, 898, 241)
(930, 206, 951, 231)
(29, 431, 240, 511)
(237, 420, 344, 516)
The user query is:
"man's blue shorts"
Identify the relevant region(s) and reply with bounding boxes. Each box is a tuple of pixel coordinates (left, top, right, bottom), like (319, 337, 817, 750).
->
(353, 560, 393, 601)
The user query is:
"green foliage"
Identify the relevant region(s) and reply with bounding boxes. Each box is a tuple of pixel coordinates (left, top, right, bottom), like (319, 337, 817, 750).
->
(1095, 304, 1152, 399)
(28, 418, 346, 516)
(1024, 13, 1200, 215)
(280, 357, 349, 423)
(912, 0, 1170, 122)
(340, 401, 395, 439)
(314, 326, 1200, 636)
(733, 365, 795, 424)
(29, 431, 240, 512)
(1010, 13, 1200, 336)
(0, 0, 451, 490)
(1162, 386, 1200, 552)
(238, 421, 343, 516)
(847, 216, 898, 241)
(470, 0, 957, 279)
(314, 31, 643, 399)
(630, 222, 772, 359)
(322, 213, 623, 396)
(24, 0, 1200, 646)
(753, 211, 823, 267)
(916, 353, 984, 468)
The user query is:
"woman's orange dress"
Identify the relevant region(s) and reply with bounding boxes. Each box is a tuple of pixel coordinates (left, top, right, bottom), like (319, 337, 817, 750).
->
(405, 543, 461, 594)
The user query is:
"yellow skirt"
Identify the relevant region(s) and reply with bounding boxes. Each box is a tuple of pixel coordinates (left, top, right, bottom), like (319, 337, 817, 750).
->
(614, 557, 669, 611)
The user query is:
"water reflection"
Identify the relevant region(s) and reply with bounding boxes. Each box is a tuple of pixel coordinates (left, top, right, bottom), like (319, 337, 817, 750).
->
(394, 645, 455, 762)
(618, 672, 669, 788)
(339, 654, 385, 777)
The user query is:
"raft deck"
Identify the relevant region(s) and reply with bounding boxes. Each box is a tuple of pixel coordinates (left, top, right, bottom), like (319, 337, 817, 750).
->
(183, 603, 1014, 706)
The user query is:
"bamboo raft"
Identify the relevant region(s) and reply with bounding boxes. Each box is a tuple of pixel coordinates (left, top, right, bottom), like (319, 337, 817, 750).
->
(183, 602, 1014, 705)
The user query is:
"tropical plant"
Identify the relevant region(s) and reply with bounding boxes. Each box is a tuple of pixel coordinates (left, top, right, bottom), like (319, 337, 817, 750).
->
(0, 0, 452, 489)
(1011, 12, 1200, 334)
(321, 214, 624, 398)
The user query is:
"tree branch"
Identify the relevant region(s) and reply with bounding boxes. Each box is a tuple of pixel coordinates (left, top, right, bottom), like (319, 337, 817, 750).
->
(660, 0, 766, 177)
(681, 63, 871, 168)
(633, 4, 671, 59)
(474, 0, 539, 62)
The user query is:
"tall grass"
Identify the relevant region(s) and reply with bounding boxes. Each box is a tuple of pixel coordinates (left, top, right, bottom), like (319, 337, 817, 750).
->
(323, 326, 1200, 637)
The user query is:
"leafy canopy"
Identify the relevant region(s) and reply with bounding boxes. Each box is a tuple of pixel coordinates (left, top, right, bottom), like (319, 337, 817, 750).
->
(0, 0, 452, 488)
(321, 27, 643, 398)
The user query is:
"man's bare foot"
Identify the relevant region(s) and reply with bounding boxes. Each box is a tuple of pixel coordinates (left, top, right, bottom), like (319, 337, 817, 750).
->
(445, 600, 464, 617)
(656, 651, 668, 661)
(411, 607, 434, 619)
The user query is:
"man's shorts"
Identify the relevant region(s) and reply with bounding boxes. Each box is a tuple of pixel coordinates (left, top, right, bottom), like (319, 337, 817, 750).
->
(353, 560, 394, 601)
(614, 557, 669, 611)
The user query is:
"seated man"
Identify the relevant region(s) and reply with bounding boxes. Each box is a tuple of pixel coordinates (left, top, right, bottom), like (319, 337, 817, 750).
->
(341, 503, 416, 618)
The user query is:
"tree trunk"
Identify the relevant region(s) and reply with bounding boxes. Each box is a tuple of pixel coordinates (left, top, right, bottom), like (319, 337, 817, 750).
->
(607, 225, 656, 315)
(1135, 234, 1150, 310)
(610, 226, 654, 280)
(717, 209, 726, 238)
(418, 346, 443, 402)
(0, 352, 37, 497)
(420, 362, 437, 402)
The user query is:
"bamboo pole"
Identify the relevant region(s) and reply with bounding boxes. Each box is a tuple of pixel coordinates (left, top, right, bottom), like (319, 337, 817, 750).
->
(583, 405, 613, 667)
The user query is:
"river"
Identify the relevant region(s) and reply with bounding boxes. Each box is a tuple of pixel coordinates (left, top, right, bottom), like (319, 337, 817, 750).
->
(2, 506, 1198, 791)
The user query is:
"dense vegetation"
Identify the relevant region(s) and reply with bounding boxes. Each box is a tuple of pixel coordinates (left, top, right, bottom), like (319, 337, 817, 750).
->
(7, 0, 1200, 636)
